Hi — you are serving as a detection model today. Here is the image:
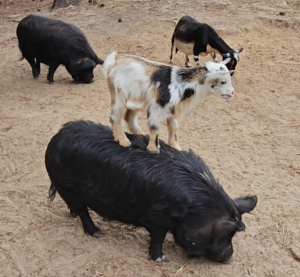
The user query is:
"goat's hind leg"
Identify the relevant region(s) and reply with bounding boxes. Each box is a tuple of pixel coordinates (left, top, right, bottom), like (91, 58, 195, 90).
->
(124, 109, 143, 135)
(110, 102, 131, 147)
(108, 84, 131, 147)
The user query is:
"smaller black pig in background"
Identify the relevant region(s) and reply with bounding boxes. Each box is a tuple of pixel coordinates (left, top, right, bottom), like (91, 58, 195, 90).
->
(45, 120, 258, 263)
(16, 14, 104, 84)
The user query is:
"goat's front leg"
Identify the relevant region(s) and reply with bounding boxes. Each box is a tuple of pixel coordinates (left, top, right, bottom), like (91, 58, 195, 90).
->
(185, 55, 192, 68)
(210, 52, 218, 62)
(167, 118, 181, 151)
(193, 54, 200, 66)
(147, 112, 161, 154)
(124, 109, 143, 135)
(147, 125, 161, 154)
(169, 38, 175, 64)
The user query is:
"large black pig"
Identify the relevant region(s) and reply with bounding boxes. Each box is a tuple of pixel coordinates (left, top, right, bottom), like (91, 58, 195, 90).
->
(17, 14, 103, 84)
(45, 120, 257, 263)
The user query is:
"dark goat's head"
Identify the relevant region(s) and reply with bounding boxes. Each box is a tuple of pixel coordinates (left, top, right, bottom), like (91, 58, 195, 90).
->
(222, 48, 243, 76)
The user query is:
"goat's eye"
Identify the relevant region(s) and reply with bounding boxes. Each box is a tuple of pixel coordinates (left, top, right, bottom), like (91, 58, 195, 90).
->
(221, 81, 227, 85)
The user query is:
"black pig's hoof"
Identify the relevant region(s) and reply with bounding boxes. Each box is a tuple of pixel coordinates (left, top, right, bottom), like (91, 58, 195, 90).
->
(92, 231, 101, 238)
(155, 255, 169, 264)
(70, 211, 77, 218)
(85, 226, 101, 238)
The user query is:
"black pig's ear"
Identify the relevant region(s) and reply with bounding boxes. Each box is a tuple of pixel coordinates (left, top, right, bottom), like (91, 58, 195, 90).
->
(234, 195, 258, 214)
(80, 59, 96, 70)
(214, 219, 245, 239)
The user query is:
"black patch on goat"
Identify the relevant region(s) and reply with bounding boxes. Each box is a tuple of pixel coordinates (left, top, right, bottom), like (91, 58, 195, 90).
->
(150, 125, 159, 131)
(151, 66, 172, 107)
(181, 88, 195, 101)
(177, 67, 206, 84)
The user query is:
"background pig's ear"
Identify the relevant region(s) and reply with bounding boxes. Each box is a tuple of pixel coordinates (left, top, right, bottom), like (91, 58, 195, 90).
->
(234, 195, 258, 214)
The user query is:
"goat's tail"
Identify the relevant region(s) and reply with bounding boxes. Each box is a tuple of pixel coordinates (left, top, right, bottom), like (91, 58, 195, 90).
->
(48, 183, 57, 203)
(103, 51, 117, 77)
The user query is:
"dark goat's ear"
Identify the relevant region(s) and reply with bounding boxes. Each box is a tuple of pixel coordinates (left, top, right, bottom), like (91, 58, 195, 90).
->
(234, 195, 258, 214)
(220, 58, 231, 65)
(223, 53, 230, 58)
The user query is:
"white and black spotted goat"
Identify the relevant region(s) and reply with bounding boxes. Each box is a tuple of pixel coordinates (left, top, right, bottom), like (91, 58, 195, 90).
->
(103, 51, 234, 153)
(169, 15, 243, 76)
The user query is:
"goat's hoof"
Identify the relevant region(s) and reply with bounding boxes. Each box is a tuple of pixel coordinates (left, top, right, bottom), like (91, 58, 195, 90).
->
(169, 60, 173, 64)
(129, 128, 143, 136)
(147, 146, 160, 154)
(170, 143, 181, 151)
(185, 63, 192, 68)
(119, 139, 131, 148)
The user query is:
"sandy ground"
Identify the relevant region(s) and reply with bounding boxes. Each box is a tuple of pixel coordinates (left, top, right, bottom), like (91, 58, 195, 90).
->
(0, 0, 300, 276)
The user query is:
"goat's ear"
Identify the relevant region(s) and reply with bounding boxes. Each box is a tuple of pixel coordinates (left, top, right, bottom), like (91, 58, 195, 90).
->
(234, 195, 258, 215)
(235, 48, 243, 54)
(220, 58, 231, 65)
(205, 61, 221, 72)
(223, 53, 230, 58)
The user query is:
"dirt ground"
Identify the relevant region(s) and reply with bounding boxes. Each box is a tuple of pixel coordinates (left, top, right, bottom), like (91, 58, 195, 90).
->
(0, 0, 300, 276)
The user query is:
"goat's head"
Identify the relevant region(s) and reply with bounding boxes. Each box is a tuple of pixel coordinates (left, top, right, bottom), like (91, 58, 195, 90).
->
(205, 59, 234, 100)
(222, 48, 243, 76)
